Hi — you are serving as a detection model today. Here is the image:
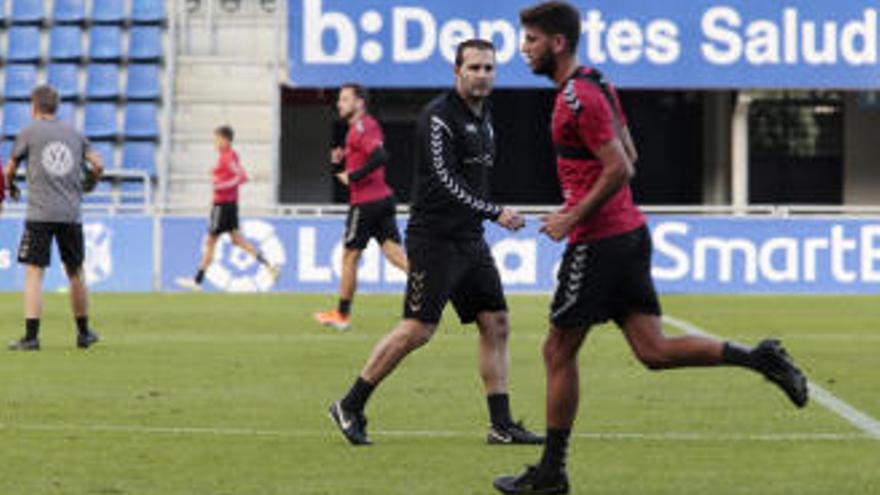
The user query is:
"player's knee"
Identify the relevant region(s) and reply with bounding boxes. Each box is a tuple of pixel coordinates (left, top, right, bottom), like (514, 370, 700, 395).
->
(542, 332, 576, 368)
(481, 313, 509, 341)
(634, 343, 671, 371)
(64, 264, 82, 279)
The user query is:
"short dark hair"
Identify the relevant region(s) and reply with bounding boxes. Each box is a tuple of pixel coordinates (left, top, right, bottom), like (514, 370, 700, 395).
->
(340, 82, 368, 103)
(31, 85, 59, 115)
(520, 1, 582, 55)
(215, 125, 234, 142)
(455, 39, 496, 67)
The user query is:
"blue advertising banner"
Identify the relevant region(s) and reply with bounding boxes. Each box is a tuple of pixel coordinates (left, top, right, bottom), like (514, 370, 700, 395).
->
(0, 216, 154, 292)
(289, 0, 880, 89)
(161, 216, 880, 295)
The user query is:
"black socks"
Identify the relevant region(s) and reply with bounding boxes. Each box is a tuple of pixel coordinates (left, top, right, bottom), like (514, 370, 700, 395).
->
(341, 376, 375, 413)
(488, 393, 514, 428)
(338, 299, 352, 316)
(722, 342, 755, 368)
(25, 319, 40, 340)
(75, 316, 89, 336)
(194, 269, 205, 284)
(539, 428, 571, 471)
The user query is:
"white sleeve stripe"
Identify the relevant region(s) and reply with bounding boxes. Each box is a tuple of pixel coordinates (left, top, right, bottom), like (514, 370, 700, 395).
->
(430, 116, 501, 217)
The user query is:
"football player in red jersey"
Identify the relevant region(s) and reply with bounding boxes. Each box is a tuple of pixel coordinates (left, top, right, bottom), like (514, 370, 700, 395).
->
(493, 3, 809, 494)
(314, 84, 408, 330)
(177, 126, 279, 291)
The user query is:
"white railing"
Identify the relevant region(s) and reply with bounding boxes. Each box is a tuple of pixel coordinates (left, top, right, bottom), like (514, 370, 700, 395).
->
(4, 170, 154, 216)
(152, 203, 880, 218)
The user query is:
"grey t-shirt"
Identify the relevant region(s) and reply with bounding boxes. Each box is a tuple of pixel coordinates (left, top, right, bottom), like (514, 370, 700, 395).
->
(12, 119, 91, 224)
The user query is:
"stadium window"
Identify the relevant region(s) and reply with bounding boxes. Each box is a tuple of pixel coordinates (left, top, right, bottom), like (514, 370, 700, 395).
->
(220, 0, 241, 13)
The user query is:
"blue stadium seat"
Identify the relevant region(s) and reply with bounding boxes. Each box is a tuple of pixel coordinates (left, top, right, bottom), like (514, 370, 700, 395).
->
(84, 103, 118, 140)
(49, 26, 85, 62)
(0, 0, 7, 25)
(126, 64, 161, 101)
(124, 103, 159, 140)
(90, 141, 116, 169)
(86, 64, 121, 100)
(1, 140, 13, 162)
(91, 0, 125, 25)
(3, 102, 33, 138)
(11, 0, 45, 25)
(4, 64, 38, 100)
(131, 0, 166, 25)
(7, 27, 42, 63)
(53, 0, 86, 24)
(47, 64, 81, 101)
(89, 26, 123, 62)
(56, 102, 77, 126)
(128, 27, 163, 62)
(84, 180, 113, 205)
(122, 141, 156, 175)
(120, 180, 150, 205)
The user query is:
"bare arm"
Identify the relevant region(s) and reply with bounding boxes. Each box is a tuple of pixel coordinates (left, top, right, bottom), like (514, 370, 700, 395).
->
(620, 126, 638, 164)
(540, 138, 634, 241)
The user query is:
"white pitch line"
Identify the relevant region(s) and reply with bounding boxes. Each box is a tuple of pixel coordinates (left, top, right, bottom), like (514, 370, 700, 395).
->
(0, 422, 868, 442)
(662, 314, 880, 440)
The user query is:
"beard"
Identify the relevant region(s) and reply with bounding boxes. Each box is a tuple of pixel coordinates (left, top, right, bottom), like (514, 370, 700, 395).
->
(530, 47, 557, 76)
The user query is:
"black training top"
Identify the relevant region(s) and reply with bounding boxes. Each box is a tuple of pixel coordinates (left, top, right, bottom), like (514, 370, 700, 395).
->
(406, 90, 502, 241)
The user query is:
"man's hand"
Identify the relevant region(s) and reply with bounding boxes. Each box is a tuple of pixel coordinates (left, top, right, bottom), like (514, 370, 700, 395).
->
(540, 209, 576, 242)
(496, 207, 526, 232)
(330, 147, 345, 164)
(335, 172, 350, 186)
(8, 182, 21, 202)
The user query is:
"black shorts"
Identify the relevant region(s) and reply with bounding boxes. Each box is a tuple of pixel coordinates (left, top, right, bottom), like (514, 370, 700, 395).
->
(550, 225, 661, 330)
(209, 202, 239, 235)
(403, 235, 507, 325)
(344, 196, 402, 250)
(18, 222, 85, 269)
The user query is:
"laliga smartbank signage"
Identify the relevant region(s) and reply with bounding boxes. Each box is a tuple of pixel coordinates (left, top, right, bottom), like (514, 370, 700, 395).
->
(158, 216, 880, 294)
(289, 0, 880, 88)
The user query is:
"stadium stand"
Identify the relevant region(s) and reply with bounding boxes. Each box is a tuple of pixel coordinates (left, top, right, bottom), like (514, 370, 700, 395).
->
(91, 0, 125, 25)
(124, 103, 160, 140)
(84, 103, 119, 140)
(4, 64, 38, 100)
(86, 64, 121, 101)
(53, 0, 86, 25)
(126, 64, 162, 101)
(49, 25, 85, 62)
(7, 27, 41, 63)
(0, 0, 169, 210)
(3, 101, 32, 137)
(47, 64, 81, 101)
(123, 141, 157, 175)
(89, 25, 123, 62)
(11, 0, 45, 25)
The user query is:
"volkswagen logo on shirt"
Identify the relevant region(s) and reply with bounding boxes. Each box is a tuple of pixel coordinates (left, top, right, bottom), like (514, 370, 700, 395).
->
(41, 142, 74, 177)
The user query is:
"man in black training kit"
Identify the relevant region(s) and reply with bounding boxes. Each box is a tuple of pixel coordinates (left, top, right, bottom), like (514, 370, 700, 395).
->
(5, 85, 103, 351)
(492, 3, 809, 493)
(329, 39, 544, 446)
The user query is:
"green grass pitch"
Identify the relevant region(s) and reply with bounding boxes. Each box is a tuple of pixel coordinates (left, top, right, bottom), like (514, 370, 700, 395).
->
(0, 293, 878, 494)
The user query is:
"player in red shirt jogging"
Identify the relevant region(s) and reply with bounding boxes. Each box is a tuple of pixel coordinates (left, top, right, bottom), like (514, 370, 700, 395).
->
(493, 3, 809, 494)
(177, 126, 279, 290)
(314, 83, 408, 330)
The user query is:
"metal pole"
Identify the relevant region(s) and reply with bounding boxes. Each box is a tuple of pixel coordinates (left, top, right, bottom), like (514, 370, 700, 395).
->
(271, 1, 283, 204)
(731, 92, 752, 215)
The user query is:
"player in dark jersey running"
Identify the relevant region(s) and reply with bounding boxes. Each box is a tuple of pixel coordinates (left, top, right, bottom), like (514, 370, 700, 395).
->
(314, 83, 408, 331)
(4, 85, 103, 351)
(493, 3, 809, 494)
(328, 39, 544, 447)
(176, 126, 279, 291)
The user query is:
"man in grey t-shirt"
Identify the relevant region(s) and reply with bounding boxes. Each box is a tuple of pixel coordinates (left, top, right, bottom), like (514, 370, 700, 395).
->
(3, 85, 104, 351)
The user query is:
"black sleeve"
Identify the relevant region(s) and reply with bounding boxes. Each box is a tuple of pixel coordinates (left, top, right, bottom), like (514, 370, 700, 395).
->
(424, 113, 502, 220)
(349, 146, 389, 182)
